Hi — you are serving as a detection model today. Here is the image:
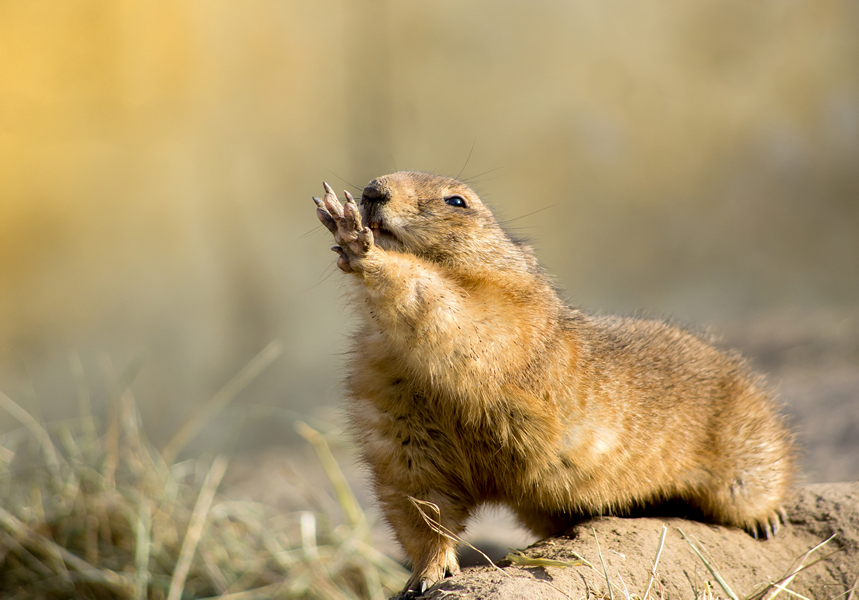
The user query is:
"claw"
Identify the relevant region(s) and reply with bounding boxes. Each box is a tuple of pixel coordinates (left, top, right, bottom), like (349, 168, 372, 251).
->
(342, 201, 363, 234)
(343, 200, 357, 217)
(321, 182, 344, 218)
(317, 209, 335, 229)
(315, 199, 337, 232)
(323, 194, 344, 219)
(331, 246, 354, 273)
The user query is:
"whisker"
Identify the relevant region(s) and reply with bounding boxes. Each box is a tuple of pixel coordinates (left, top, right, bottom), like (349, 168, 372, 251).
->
(497, 203, 559, 226)
(326, 169, 363, 192)
(455, 138, 477, 181)
(303, 261, 340, 291)
(461, 165, 506, 183)
(298, 224, 328, 240)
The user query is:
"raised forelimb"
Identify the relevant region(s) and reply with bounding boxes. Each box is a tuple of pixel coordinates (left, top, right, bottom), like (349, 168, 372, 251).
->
(314, 184, 479, 355)
(313, 182, 376, 274)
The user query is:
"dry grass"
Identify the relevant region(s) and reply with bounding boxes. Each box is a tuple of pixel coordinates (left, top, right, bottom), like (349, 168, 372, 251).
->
(0, 374, 406, 599)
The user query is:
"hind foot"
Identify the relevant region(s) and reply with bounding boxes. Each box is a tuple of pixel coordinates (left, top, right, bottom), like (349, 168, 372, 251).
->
(746, 507, 788, 540)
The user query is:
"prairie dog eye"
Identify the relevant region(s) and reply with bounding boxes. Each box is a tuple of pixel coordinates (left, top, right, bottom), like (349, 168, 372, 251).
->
(445, 195, 467, 208)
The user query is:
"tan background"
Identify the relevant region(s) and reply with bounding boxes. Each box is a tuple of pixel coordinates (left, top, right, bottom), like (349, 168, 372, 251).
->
(1, 1, 857, 469)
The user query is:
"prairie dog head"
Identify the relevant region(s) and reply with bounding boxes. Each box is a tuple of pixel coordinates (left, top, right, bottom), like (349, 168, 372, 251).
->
(360, 171, 507, 265)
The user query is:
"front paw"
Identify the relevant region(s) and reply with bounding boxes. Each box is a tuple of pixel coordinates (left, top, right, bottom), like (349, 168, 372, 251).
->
(397, 556, 459, 599)
(313, 182, 375, 273)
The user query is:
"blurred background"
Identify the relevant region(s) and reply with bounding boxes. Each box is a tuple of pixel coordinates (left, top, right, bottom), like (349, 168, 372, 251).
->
(1, 0, 857, 495)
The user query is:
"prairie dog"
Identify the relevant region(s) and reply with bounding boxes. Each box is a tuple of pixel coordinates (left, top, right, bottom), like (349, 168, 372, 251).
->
(313, 172, 794, 598)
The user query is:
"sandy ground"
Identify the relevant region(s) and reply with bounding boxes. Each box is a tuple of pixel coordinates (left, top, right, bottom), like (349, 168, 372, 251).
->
(422, 481, 859, 599)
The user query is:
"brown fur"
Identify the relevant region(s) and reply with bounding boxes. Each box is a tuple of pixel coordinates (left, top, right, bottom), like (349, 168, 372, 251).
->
(313, 172, 795, 598)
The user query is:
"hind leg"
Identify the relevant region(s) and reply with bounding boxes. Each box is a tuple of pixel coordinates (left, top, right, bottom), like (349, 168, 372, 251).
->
(693, 431, 793, 538)
(694, 386, 795, 539)
(693, 478, 789, 539)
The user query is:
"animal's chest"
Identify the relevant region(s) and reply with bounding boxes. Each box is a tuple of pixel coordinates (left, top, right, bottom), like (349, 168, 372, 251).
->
(349, 374, 506, 500)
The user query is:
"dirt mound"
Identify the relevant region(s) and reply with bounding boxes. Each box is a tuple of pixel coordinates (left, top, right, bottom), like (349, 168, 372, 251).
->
(420, 482, 859, 599)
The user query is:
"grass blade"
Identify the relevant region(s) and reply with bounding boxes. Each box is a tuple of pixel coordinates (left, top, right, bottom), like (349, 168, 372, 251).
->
(295, 421, 364, 532)
(593, 528, 614, 600)
(642, 524, 667, 600)
(679, 527, 739, 600)
(168, 455, 229, 600)
(162, 341, 282, 463)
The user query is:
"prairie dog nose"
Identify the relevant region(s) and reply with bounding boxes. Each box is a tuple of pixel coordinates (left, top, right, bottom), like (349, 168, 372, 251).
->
(361, 179, 392, 204)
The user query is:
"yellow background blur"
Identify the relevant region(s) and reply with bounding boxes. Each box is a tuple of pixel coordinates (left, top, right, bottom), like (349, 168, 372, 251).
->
(1, 1, 857, 452)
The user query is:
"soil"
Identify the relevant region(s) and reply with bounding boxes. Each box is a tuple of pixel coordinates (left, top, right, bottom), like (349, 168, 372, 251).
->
(421, 482, 859, 599)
